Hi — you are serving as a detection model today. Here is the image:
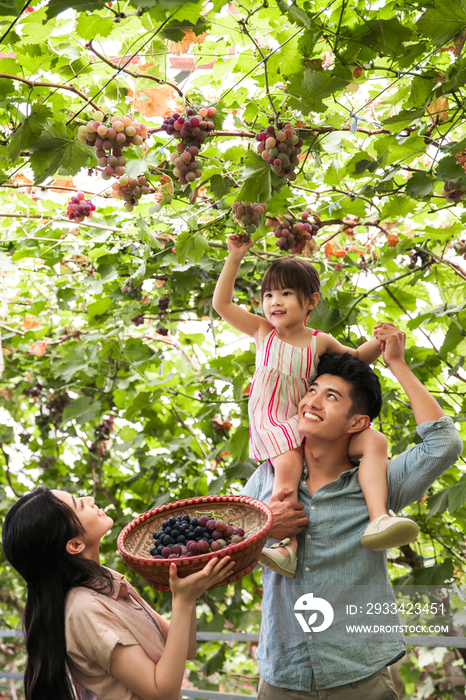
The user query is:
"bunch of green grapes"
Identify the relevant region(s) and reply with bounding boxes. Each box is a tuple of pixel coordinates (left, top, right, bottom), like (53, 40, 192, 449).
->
(111, 176, 150, 212)
(232, 201, 268, 239)
(77, 110, 151, 212)
(256, 121, 303, 181)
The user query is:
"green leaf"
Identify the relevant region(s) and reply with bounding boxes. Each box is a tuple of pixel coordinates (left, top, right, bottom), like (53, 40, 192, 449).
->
(226, 425, 249, 462)
(287, 70, 348, 114)
(75, 13, 114, 39)
(45, 0, 109, 19)
(175, 230, 210, 264)
(417, 0, 466, 47)
(8, 104, 53, 162)
(62, 397, 101, 425)
(448, 476, 466, 513)
(435, 155, 466, 182)
(405, 172, 434, 198)
(358, 18, 416, 56)
(440, 324, 464, 355)
(236, 150, 272, 203)
(29, 121, 95, 183)
(405, 559, 454, 585)
(87, 297, 112, 317)
(425, 488, 450, 520)
(0, 425, 14, 443)
(276, 0, 311, 28)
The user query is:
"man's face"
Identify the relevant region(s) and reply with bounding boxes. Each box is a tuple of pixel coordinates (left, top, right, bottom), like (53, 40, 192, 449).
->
(298, 373, 366, 441)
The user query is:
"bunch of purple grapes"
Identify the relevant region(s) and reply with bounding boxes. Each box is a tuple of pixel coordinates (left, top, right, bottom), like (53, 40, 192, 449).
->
(78, 111, 149, 181)
(232, 201, 268, 237)
(441, 180, 466, 204)
(161, 106, 217, 186)
(274, 211, 319, 253)
(150, 511, 246, 559)
(111, 176, 150, 212)
(67, 192, 96, 222)
(256, 121, 303, 181)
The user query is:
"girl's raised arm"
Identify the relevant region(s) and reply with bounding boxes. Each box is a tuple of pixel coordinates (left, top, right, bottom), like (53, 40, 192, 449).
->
(318, 333, 381, 365)
(213, 234, 270, 343)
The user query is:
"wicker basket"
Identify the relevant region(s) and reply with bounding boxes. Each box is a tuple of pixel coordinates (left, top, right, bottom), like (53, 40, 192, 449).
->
(117, 495, 273, 592)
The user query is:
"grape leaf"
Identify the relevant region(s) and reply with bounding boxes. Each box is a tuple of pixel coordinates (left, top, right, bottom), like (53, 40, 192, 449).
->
(176, 230, 209, 263)
(406, 172, 434, 198)
(287, 70, 348, 113)
(276, 0, 311, 28)
(417, 0, 466, 47)
(75, 13, 114, 40)
(45, 0, 109, 19)
(61, 397, 102, 425)
(28, 121, 95, 183)
(8, 104, 53, 162)
(236, 150, 272, 202)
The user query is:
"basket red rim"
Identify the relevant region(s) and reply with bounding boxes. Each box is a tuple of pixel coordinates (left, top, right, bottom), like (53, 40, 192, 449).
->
(117, 495, 273, 569)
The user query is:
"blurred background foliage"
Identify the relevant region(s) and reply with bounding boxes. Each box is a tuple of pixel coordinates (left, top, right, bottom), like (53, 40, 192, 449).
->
(0, 0, 466, 696)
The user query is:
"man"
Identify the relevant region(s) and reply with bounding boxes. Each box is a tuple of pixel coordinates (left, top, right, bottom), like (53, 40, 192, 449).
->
(240, 324, 463, 699)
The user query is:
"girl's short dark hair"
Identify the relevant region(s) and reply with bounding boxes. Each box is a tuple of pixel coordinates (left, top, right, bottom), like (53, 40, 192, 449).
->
(261, 259, 321, 310)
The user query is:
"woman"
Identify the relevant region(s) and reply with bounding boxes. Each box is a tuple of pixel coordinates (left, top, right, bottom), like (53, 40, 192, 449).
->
(2, 486, 235, 700)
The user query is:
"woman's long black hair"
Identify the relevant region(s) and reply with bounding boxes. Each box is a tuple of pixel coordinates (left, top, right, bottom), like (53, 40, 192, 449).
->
(1, 486, 115, 700)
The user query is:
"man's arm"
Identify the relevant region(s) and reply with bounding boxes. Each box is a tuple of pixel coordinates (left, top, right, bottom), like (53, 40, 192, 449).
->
(240, 465, 308, 539)
(373, 324, 463, 512)
(375, 323, 444, 424)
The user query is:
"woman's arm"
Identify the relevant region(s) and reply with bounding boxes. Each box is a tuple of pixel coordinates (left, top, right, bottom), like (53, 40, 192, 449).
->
(110, 558, 234, 700)
(318, 333, 381, 365)
(153, 603, 196, 658)
(110, 596, 194, 700)
(212, 234, 269, 342)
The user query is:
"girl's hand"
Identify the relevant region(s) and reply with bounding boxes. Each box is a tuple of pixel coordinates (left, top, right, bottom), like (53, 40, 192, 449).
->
(227, 233, 254, 260)
(169, 556, 235, 604)
(373, 322, 405, 364)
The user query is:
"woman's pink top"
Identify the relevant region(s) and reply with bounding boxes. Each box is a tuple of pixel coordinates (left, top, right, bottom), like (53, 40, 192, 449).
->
(65, 567, 181, 700)
(249, 328, 321, 461)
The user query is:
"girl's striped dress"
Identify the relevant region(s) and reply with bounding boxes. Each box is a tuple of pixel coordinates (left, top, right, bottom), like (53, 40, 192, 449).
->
(249, 328, 321, 461)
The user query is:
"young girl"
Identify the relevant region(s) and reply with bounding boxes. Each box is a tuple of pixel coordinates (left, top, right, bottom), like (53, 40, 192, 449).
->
(213, 234, 419, 578)
(2, 486, 234, 700)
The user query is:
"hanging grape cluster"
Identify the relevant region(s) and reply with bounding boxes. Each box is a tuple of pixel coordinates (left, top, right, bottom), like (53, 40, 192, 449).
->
(256, 121, 303, 181)
(111, 176, 150, 212)
(77, 111, 150, 211)
(441, 181, 466, 204)
(273, 211, 319, 254)
(66, 192, 96, 221)
(161, 107, 217, 186)
(232, 201, 268, 239)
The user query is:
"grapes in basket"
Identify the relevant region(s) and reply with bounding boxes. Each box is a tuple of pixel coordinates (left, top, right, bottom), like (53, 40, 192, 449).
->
(149, 510, 246, 559)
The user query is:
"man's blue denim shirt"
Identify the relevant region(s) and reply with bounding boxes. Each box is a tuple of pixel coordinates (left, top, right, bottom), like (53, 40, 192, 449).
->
(240, 416, 463, 691)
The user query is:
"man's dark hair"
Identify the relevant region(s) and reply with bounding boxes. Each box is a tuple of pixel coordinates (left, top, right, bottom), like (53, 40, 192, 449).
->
(314, 352, 382, 420)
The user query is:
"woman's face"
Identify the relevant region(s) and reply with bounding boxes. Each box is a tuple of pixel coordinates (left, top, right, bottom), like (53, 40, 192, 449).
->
(52, 490, 113, 549)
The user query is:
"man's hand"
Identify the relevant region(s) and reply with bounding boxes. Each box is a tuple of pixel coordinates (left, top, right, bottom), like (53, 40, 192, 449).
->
(268, 487, 309, 540)
(374, 322, 406, 367)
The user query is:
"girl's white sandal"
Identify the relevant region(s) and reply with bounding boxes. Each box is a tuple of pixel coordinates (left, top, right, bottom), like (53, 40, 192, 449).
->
(259, 538, 297, 578)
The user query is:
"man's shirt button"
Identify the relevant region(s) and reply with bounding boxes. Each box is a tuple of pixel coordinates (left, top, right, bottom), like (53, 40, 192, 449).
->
(310, 506, 315, 510)
(308, 635, 312, 641)
(305, 567, 310, 572)
(307, 534, 311, 539)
